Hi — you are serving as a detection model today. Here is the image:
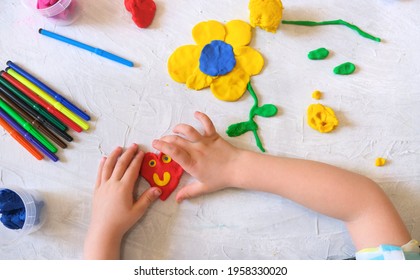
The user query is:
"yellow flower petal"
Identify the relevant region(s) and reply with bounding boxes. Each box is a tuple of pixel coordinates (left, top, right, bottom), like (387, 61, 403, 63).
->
(192, 20, 226, 45)
(186, 68, 214, 90)
(168, 45, 201, 83)
(307, 103, 339, 133)
(210, 67, 249, 101)
(234, 46, 264, 76)
(225, 20, 252, 48)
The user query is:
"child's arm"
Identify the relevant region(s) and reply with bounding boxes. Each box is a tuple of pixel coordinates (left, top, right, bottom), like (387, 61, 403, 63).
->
(84, 144, 161, 259)
(153, 112, 411, 251)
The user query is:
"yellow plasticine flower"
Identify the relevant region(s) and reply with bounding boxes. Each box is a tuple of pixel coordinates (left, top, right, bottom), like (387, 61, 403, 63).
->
(307, 103, 339, 133)
(167, 20, 264, 102)
(249, 0, 284, 33)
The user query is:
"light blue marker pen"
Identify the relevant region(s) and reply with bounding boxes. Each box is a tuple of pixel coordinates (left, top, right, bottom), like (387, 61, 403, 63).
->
(38, 28, 134, 67)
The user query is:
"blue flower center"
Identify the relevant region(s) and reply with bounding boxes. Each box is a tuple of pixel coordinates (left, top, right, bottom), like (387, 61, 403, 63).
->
(199, 40, 236, 76)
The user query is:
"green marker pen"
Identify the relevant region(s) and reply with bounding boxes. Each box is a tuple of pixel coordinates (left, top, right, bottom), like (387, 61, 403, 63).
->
(0, 73, 68, 132)
(0, 99, 57, 153)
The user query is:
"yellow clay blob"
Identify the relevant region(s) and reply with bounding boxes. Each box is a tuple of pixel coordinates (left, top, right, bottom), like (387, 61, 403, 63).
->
(375, 158, 387, 167)
(307, 103, 339, 133)
(249, 0, 284, 33)
(312, 90, 322, 100)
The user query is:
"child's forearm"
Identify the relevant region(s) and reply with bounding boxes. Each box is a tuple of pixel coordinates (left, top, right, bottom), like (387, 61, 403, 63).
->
(230, 150, 411, 250)
(231, 150, 374, 219)
(152, 111, 410, 250)
(84, 229, 122, 260)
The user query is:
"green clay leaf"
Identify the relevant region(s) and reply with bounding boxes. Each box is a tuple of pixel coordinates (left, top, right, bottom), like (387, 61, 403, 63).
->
(308, 47, 330, 60)
(333, 62, 356, 75)
(226, 121, 258, 137)
(253, 104, 278, 118)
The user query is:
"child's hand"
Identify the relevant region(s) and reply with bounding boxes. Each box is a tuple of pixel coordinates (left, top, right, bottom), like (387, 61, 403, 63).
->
(84, 144, 161, 259)
(152, 112, 240, 203)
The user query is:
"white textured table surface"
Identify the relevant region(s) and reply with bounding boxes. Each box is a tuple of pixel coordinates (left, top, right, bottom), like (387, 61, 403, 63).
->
(0, 0, 419, 260)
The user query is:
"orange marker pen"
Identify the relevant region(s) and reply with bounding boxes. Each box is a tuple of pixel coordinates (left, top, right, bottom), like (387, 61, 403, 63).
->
(0, 115, 43, 161)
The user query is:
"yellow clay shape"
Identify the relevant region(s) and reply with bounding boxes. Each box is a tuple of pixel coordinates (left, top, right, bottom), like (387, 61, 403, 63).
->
(375, 158, 387, 167)
(307, 103, 339, 133)
(312, 90, 322, 100)
(249, 0, 284, 33)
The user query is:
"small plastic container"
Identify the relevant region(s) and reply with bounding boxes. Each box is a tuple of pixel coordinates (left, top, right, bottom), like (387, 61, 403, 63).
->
(0, 187, 47, 248)
(22, 0, 81, 26)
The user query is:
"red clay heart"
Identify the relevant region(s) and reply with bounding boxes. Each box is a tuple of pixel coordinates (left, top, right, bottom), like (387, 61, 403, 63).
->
(140, 152, 184, 201)
(124, 0, 156, 28)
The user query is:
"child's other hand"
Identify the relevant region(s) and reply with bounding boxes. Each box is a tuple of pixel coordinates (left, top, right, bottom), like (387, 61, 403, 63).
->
(152, 111, 240, 203)
(89, 144, 161, 240)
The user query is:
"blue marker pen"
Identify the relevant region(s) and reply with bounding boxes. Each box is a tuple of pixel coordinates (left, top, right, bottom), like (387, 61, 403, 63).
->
(38, 28, 134, 67)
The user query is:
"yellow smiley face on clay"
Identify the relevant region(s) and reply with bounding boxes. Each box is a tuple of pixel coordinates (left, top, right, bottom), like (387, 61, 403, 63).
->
(150, 155, 173, 187)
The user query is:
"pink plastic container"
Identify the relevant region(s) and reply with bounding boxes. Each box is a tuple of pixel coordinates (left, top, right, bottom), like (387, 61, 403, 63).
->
(22, 0, 81, 26)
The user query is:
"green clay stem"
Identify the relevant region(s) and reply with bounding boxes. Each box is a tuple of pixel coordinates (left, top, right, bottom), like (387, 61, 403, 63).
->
(247, 82, 259, 118)
(251, 127, 265, 153)
(282, 19, 381, 42)
(247, 82, 265, 153)
(226, 82, 278, 152)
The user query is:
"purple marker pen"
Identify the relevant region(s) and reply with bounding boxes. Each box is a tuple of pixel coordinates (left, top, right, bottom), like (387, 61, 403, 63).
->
(0, 108, 59, 162)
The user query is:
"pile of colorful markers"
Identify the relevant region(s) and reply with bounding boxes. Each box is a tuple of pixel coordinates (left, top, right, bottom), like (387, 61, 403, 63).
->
(0, 61, 90, 162)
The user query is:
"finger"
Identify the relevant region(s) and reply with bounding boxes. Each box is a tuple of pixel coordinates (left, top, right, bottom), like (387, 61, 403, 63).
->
(152, 139, 192, 168)
(159, 134, 191, 149)
(122, 149, 144, 187)
(101, 146, 123, 181)
(175, 181, 209, 203)
(111, 144, 139, 180)
(173, 123, 202, 142)
(194, 111, 216, 136)
(133, 187, 162, 216)
(94, 157, 106, 189)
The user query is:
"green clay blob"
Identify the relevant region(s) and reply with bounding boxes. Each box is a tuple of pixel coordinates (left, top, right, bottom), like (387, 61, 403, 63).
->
(281, 19, 381, 42)
(308, 47, 329, 60)
(334, 62, 356, 75)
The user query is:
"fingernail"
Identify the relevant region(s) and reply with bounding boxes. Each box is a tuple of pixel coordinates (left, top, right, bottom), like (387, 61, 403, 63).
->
(153, 188, 162, 197)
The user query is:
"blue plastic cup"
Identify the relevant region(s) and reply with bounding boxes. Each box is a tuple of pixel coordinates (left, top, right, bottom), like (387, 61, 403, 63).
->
(0, 187, 46, 248)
